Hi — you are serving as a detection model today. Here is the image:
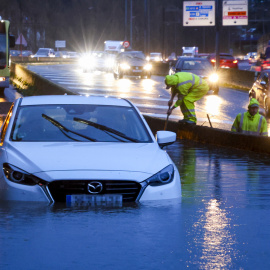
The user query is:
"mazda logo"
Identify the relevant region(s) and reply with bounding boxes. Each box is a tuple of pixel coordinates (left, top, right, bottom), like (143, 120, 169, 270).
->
(87, 181, 103, 194)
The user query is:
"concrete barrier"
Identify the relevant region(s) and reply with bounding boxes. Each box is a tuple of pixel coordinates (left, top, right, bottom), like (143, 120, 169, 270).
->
(11, 56, 77, 64)
(10, 63, 75, 96)
(144, 115, 270, 154)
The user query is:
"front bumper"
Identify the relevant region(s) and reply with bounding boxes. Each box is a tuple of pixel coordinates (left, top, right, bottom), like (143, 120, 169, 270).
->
(0, 170, 181, 203)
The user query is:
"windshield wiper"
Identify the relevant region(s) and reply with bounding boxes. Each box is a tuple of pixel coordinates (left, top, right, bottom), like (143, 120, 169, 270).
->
(42, 114, 97, 142)
(73, 117, 140, 142)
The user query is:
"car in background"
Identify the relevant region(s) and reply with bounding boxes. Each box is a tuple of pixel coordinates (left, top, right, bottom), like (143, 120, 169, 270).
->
(169, 57, 219, 94)
(148, 52, 162, 62)
(67, 51, 79, 58)
(33, 48, 55, 57)
(0, 95, 181, 204)
(113, 51, 152, 79)
(244, 52, 257, 60)
(248, 53, 258, 64)
(79, 51, 115, 73)
(55, 51, 69, 58)
(21, 50, 33, 57)
(207, 53, 238, 69)
(10, 50, 20, 57)
(249, 70, 270, 116)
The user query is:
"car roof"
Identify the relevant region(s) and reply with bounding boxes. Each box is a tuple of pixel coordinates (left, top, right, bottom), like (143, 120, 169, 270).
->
(20, 95, 132, 107)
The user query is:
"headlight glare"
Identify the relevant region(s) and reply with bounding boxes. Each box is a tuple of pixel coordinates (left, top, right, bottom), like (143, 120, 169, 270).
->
(120, 63, 130, 70)
(145, 164, 174, 186)
(209, 73, 219, 83)
(144, 64, 152, 71)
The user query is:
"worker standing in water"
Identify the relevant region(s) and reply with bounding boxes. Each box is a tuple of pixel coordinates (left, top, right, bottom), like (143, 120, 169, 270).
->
(165, 72, 209, 124)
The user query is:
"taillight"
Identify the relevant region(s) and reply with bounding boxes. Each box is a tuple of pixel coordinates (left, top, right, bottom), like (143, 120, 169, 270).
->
(233, 60, 238, 64)
(211, 59, 216, 63)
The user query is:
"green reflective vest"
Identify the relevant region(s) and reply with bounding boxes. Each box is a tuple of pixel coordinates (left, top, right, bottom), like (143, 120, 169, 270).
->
(231, 112, 268, 136)
(173, 72, 204, 96)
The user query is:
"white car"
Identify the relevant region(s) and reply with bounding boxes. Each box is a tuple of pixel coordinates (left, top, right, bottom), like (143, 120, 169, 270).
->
(0, 95, 181, 205)
(33, 48, 55, 58)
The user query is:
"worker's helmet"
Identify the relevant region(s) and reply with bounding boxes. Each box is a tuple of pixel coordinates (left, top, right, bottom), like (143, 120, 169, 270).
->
(248, 98, 259, 108)
(165, 75, 178, 89)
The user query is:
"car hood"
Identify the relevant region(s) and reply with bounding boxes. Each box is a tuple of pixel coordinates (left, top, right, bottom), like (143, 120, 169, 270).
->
(6, 142, 170, 176)
(124, 59, 147, 66)
(182, 69, 214, 77)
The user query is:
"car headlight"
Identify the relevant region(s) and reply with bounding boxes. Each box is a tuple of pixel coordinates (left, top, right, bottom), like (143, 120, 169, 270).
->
(3, 163, 47, 186)
(144, 165, 174, 186)
(120, 63, 130, 70)
(144, 64, 152, 71)
(208, 73, 219, 83)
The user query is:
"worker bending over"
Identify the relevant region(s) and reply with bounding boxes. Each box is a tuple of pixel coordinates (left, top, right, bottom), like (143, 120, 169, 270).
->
(165, 72, 209, 124)
(231, 98, 268, 136)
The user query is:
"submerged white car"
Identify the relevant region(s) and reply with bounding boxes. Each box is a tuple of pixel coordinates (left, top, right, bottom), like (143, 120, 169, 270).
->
(0, 95, 181, 205)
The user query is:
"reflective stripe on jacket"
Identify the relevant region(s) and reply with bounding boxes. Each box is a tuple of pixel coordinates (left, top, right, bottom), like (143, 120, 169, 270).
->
(174, 72, 204, 96)
(231, 112, 268, 136)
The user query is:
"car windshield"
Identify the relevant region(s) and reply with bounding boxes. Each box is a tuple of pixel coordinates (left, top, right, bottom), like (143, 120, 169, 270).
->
(11, 104, 152, 143)
(37, 49, 49, 55)
(180, 60, 213, 70)
(122, 52, 145, 60)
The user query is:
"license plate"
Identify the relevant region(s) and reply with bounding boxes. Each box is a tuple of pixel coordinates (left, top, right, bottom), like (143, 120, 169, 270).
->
(133, 69, 142, 72)
(66, 194, 123, 207)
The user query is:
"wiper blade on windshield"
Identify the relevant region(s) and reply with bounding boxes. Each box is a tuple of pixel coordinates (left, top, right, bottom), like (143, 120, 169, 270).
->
(42, 114, 97, 142)
(73, 117, 140, 142)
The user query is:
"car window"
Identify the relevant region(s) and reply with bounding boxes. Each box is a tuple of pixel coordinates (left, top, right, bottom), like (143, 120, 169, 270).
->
(220, 55, 234, 60)
(0, 103, 14, 146)
(11, 104, 152, 143)
(178, 60, 213, 70)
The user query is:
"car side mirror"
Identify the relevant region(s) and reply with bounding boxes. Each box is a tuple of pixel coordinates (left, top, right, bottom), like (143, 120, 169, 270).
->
(156, 131, 176, 149)
(9, 35, 15, 48)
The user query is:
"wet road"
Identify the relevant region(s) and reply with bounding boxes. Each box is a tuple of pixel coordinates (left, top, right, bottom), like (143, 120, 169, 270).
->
(1, 140, 270, 269)
(27, 64, 252, 131)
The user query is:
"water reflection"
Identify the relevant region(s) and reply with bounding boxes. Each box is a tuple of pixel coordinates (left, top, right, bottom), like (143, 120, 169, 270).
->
(205, 95, 222, 116)
(198, 199, 236, 269)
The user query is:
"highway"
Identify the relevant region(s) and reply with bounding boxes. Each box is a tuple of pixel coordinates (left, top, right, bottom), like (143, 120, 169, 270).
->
(27, 63, 255, 131)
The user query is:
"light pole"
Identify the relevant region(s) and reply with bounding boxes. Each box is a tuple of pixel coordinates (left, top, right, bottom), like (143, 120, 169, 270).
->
(130, 0, 133, 48)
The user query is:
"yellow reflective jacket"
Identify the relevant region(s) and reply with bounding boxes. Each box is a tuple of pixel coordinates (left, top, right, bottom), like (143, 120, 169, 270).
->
(231, 111, 268, 136)
(172, 72, 205, 96)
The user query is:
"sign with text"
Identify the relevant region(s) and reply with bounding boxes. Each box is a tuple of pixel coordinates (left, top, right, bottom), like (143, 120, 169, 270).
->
(223, 0, 248, 25)
(55, 40, 66, 48)
(183, 1, 215, 26)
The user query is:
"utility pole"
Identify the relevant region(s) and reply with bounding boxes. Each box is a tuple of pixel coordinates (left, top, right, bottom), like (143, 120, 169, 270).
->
(130, 0, 133, 47)
(124, 0, 128, 40)
(215, 0, 220, 70)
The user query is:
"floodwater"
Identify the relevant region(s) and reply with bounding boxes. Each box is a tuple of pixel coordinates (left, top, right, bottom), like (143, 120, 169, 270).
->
(1, 140, 270, 269)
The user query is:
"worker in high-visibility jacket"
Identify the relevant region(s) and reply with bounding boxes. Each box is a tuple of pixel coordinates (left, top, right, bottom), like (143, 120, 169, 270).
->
(231, 98, 268, 136)
(165, 72, 209, 124)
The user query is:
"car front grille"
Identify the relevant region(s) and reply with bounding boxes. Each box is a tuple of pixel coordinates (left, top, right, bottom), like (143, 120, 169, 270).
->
(48, 180, 142, 203)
